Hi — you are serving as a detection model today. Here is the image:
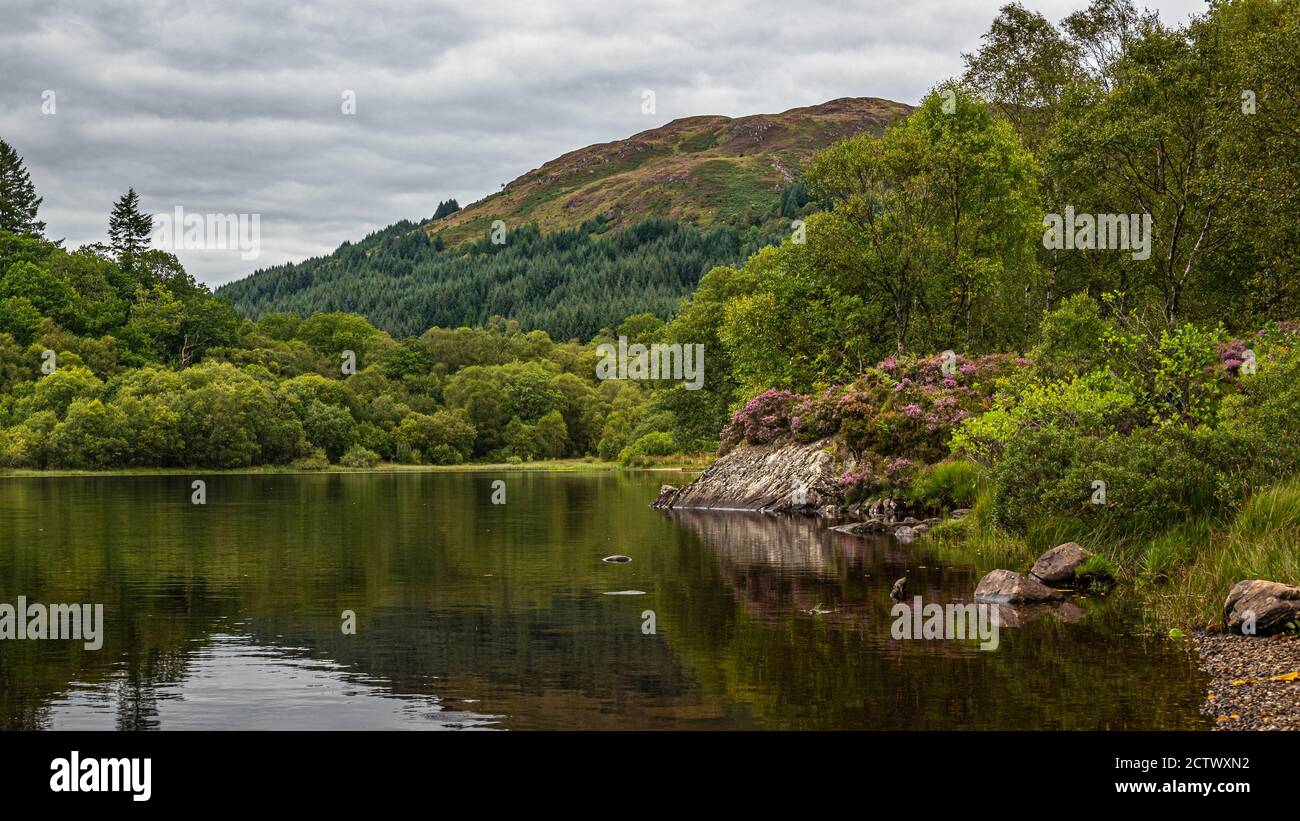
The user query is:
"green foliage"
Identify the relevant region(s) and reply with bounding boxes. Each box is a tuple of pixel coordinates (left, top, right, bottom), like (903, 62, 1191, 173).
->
(952, 371, 1136, 465)
(0, 139, 44, 236)
(1032, 293, 1109, 379)
(303, 400, 357, 462)
(906, 460, 983, 510)
(396, 410, 476, 465)
(107, 188, 153, 274)
(219, 219, 782, 341)
(1075, 553, 1117, 590)
(339, 445, 380, 468)
(803, 85, 1040, 360)
(291, 448, 331, 471)
(618, 432, 676, 466)
(1147, 477, 1300, 630)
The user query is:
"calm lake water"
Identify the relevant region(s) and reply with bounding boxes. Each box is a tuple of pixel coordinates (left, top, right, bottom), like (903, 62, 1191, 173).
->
(0, 471, 1207, 730)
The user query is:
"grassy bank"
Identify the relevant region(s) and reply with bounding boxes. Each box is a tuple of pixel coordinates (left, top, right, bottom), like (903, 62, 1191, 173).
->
(923, 471, 1300, 631)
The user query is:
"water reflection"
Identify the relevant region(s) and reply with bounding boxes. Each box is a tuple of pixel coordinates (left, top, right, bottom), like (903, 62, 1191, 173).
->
(0, 472, 1208, 730)
(46, 634, 497, 730)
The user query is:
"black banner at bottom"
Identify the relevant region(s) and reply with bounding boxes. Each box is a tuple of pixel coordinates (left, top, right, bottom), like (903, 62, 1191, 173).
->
(0, 730, 1289, 808)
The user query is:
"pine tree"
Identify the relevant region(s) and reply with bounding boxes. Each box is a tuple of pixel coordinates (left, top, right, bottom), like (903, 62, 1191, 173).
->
(108, 188, 153, 271)
(0, 139, 45, 236)
(432, 198, 460, 220)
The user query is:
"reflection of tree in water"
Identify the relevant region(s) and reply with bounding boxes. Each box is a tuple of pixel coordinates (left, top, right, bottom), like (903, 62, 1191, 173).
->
(115, 679, 158, 731)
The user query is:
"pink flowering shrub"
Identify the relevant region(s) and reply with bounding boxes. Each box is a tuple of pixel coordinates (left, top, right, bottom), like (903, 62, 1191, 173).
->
(718, 389, 799, 453)
(790, 388, 840, 444)
(719, 352, 1022, 459)
(883, 457, 916, 489)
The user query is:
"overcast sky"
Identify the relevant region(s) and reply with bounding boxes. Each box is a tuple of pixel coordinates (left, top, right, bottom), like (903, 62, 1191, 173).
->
(0, 0, 1208, 287)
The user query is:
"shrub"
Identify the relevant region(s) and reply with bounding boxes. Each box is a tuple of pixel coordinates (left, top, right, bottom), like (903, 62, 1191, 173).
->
(990, 425, 1223, 536)
(1033, 293, 1109, 379)
(907, 459, 982, 510)
(718, 389, 798, 453)
(338, 445, 380, 468)
(290, 447, 330, 471)
(619, 431, 676, 466)
(952, 371, 1136, 465)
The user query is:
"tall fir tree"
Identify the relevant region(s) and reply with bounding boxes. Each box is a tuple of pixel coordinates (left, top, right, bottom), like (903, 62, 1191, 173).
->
(108, 187, 153, 272)
(0, 139, 46, 236)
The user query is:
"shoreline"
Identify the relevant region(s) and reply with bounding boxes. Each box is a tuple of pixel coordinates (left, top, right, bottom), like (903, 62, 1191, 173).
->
(0, 460, 711, 479)
(1190, 633, 1300, 730)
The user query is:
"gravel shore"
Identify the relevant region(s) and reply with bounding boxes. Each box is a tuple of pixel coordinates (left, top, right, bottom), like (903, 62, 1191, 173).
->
(1192, 632, 1300, 730)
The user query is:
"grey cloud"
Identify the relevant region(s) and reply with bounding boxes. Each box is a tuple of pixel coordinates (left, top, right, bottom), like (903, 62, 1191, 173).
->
(0, 0, 1207, 286)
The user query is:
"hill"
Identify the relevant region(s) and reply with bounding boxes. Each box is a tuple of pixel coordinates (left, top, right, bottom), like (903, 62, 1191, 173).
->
(426, 96, 913, 247)
(217, 97, 913, 340)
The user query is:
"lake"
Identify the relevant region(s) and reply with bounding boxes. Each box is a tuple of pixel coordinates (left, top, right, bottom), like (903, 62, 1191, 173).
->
(0, 471, 1208, 730)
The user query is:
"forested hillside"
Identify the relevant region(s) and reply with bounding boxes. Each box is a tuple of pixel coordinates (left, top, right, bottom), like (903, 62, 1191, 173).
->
(216, 96, 912, 339)
(218, 216, 785, 340)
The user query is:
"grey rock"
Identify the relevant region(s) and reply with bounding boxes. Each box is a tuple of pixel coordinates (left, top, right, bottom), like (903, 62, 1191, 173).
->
(975, 569, 1064, 604)
(830, 519, 888, 535)
(1030, 542, 1091, 586)
(650, 438, 853, 513)
(1224, 579, 1300, 636)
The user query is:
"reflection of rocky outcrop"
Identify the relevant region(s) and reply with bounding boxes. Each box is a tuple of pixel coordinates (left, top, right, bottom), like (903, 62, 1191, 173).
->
(664, 509, 844, 572)
(661, 508, 975, 632)
(653, 438, 849, 512)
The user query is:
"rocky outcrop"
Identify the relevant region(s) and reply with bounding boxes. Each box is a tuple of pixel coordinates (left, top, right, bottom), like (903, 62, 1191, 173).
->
(1224, 580, 1300, 636)
(1030, 542, 1091, 586)
(652, 438, 851, 513)
(974, 569, 1064, 604)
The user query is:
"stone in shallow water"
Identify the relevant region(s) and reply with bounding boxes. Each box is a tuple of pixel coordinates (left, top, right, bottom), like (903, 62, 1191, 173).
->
(1030, 541, 1091, 586)
(974, 569, 1064, 604)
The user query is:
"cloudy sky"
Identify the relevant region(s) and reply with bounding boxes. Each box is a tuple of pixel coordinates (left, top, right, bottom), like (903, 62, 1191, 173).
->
(0, 0, 1207, 287)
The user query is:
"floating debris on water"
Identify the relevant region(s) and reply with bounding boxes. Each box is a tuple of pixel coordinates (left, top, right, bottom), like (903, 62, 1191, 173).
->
(603, 590, 646, 596)
(602, 555, 633, 563)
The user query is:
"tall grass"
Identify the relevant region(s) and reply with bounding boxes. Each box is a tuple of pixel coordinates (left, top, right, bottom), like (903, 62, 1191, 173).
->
(1144, 478, 1300, 630)
(927, 484, 1037, 571)
(921, 466, 1300, 631)
(906, 459, 982, 510)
